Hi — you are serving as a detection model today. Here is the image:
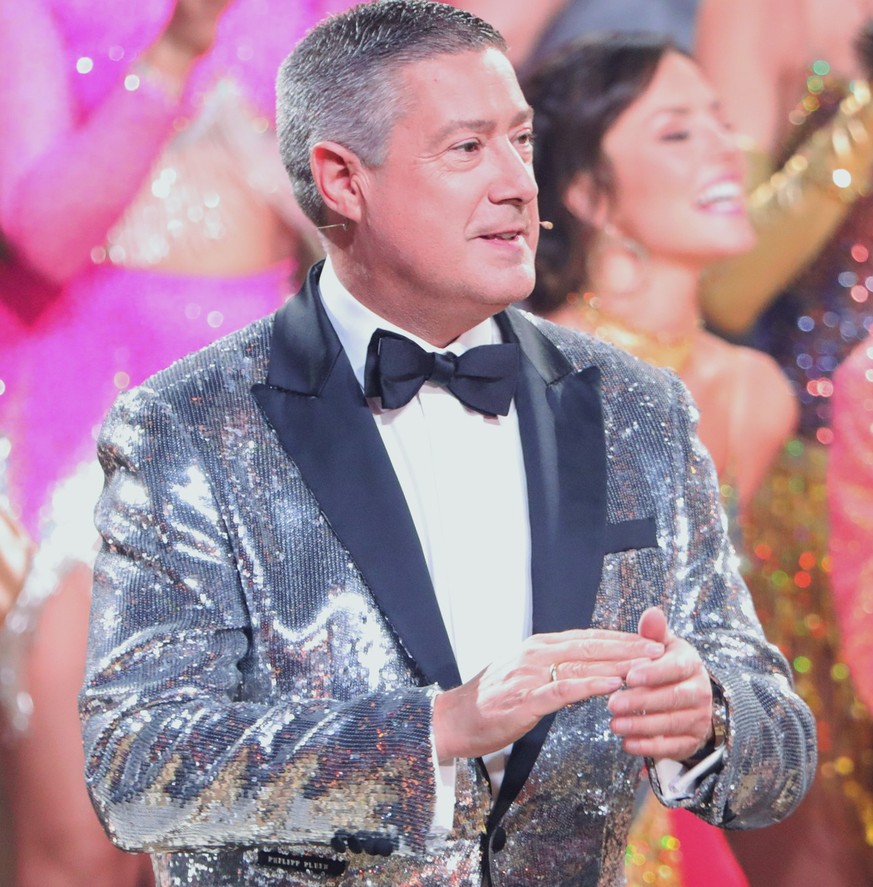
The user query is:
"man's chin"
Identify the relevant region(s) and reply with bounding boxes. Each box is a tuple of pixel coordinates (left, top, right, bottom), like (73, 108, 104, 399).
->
(499, 268, 536, 306)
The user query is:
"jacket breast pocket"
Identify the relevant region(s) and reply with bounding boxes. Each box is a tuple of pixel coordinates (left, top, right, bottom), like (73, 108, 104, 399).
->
(597, 517, 663, 624)
(603, 517, 658, 554)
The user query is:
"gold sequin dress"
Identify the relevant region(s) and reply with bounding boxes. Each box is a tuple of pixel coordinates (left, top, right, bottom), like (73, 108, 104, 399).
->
(727, 66, 873, 884)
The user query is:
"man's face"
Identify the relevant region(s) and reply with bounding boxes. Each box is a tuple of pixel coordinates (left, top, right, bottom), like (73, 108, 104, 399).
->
(351, 48, 539, 343)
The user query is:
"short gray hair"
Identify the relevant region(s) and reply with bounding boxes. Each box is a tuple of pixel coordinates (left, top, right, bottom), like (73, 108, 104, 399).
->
(276, 0, 507, 224)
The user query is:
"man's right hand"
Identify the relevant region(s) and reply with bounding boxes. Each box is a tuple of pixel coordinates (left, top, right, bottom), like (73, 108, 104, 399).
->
(432, 628, 665, 762)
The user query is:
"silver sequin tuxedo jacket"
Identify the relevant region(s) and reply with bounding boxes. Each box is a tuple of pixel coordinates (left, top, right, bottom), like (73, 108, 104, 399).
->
(81, 264, 816, 886)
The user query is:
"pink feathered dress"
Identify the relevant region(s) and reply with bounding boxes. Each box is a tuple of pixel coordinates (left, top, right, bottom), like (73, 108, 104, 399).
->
(0, 3, 352, 884)
(0, 0, 353, 538)
(829, 336, 873, 716)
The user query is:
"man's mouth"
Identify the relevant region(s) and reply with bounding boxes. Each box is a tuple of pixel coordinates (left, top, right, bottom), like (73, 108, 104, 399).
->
(479, 229, 524, 241)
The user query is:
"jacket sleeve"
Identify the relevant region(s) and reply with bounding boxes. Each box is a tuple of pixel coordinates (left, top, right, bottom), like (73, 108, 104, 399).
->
(647, 373, 817, 828)
(79, 384, 442, 855)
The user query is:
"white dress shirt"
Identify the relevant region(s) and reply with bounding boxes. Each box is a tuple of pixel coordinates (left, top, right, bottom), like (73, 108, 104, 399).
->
(319, 258, 530, 812)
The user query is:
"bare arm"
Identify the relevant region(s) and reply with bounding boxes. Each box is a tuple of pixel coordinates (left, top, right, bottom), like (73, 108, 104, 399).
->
(0, 0, 232, 285)
(445, 0, 571, 68)
(695, 0, 788, 154)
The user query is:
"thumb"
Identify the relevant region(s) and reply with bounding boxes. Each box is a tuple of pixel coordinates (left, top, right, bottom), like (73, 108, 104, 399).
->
(638, 607, 670, 645)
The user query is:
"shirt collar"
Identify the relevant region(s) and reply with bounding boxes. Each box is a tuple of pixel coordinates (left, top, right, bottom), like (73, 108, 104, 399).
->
(318, 256, 500, 390)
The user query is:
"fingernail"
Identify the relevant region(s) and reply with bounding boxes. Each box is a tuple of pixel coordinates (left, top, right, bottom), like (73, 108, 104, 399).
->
(644, 643, 664, 656)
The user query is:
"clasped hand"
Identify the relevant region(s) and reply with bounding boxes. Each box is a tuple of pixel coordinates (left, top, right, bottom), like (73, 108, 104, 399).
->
(433, 607, 713, 763)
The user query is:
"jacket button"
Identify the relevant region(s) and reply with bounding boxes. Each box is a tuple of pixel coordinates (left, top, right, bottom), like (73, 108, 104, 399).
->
(491, 826, 507, 853)
(373, 837, 394, 857)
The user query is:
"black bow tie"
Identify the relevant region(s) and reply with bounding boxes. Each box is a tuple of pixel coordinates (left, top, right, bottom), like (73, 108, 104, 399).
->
(364, 329, 520, 417)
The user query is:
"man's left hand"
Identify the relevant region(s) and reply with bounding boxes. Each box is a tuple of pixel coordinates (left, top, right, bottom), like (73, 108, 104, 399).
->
(607, 607, 714, 761)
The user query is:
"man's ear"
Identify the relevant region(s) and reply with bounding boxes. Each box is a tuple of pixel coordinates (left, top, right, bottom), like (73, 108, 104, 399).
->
(563, 171, 609, 229)
(310, 140, 367, 223)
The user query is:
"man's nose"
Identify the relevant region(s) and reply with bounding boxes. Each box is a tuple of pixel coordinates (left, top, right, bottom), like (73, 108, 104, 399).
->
(490, 141, 538, 205)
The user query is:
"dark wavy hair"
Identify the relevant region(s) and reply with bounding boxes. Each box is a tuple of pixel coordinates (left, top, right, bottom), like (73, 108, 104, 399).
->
(523, 33, 679, 313)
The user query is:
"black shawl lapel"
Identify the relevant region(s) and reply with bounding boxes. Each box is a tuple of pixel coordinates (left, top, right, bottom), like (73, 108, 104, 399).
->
(500, 308, 607, 635)
(251, 264, 462, 690)
(489, 309, 608, 830)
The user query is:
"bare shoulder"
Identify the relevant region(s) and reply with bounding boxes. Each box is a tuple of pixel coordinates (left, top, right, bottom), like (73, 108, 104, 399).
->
(692, 331, 797, 439)
(729, 342, 799, 458)
(691, 333, 797, 506)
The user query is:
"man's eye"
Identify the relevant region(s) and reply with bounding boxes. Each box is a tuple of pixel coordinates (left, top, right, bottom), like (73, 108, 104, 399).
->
(454, 140, 481, 153)
(662, 131, 691, 142)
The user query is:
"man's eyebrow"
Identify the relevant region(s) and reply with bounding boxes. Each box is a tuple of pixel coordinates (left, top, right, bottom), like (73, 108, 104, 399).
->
(428, 107, 534, 149)
(512, 107, 535, 128)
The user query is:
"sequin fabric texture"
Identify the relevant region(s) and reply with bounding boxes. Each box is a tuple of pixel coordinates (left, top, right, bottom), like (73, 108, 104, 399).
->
(741, 69, 873, 862)
(755, 69, 873, 441)
(81, 300, 816, 886)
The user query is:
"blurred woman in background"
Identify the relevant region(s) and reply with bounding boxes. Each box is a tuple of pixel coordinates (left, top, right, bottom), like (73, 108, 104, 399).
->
(695, 2, 873, 881)
(524, 34, 796, 510)
(0, 1, 350, 884)
(522, 33, 797, 886)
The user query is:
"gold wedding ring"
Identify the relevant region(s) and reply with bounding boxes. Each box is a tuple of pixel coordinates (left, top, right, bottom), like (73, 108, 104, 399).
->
(549, 662, 559, 683)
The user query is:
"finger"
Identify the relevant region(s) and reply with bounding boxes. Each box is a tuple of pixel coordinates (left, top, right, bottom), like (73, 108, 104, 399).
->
(537, 627, 660, 646)
(552, 657, 653, 683)
(637, 607, 670, 644)
(0, 507, 26, 543)
(546, 636, 665, 667)
(608, 680, 709, 717)
(624, 645, 704, 688)
(0, 511, 33, 598)
(532, 675, 625, 711)
(620, 734, 706, 762)
(610, 708, 710, 741)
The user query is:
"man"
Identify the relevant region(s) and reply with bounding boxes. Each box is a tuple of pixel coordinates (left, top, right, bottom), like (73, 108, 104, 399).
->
(80, 3, 816, 885)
